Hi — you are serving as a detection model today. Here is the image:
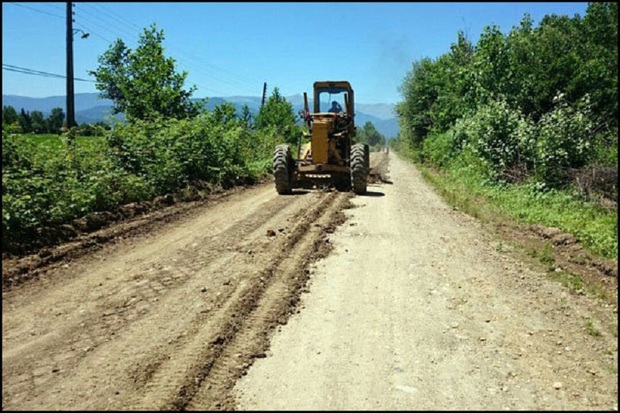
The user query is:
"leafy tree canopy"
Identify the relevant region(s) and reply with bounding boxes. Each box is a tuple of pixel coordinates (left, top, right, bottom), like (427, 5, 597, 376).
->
(254, 87, 299, 145)
(89, 23, 203, 122)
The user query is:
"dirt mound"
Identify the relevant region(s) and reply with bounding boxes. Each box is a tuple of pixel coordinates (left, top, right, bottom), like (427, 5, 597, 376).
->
(368, 150, 392, 185)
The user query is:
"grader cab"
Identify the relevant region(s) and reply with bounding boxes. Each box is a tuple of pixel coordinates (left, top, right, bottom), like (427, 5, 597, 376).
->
(273, 81, 369, 194)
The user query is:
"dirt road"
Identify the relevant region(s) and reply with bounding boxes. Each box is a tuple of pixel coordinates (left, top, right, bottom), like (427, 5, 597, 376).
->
(2, 152, 617, 410)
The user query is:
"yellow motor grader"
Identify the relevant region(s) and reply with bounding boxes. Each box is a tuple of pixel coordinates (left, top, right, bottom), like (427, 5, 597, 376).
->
(273, 81, 369, 194)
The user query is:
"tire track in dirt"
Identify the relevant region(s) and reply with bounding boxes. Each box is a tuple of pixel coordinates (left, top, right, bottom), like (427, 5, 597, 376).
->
(4, 187, 286, 409)
(123, 190, 346, 410)
(2, 181, 352, 410)
(184, 193, 351, 411)
(3, 186, 288, 367)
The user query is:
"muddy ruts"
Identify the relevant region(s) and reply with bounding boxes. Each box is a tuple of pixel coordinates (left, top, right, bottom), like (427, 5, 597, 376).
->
(124, 191, 350, 410)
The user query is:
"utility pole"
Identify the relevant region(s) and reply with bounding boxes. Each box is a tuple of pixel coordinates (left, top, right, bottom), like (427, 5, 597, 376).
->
(66, 1, 75, 128)
(261, 82, 267, 108)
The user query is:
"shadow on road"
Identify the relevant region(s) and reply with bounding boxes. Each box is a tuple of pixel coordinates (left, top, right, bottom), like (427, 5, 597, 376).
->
(361, 191, 385, 197)
(280, 189, 385, 197)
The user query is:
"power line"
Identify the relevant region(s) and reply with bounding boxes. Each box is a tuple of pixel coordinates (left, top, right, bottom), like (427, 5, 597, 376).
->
(68, 11, 120, 45)
(5, 2, 64, 19)
(8, 2, 257, 96)
(70, 15, 226, 96)
(38, 2, 65, 13)
(86, 3, 142, 32)
(72, 5, 233, 96)
(86, 8, 250, 89)
(168, 45, 257, 89)
(73, 22, 113, 44)
(3, 64, 95, 82)
(73, 9, 139, 44)
(75, 3, 257, 93)
(77, 3, 139, 42)
(3, 66, 62, 79)
(103, 5, 256, 89)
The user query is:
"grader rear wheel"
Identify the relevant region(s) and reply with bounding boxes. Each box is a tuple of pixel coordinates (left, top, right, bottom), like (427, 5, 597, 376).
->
(351, 143, 367, 194)
(273, 144, 293, 194)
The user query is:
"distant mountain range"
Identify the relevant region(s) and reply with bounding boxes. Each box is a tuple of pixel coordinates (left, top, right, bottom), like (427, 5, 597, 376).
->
(2, 93, 400, 138)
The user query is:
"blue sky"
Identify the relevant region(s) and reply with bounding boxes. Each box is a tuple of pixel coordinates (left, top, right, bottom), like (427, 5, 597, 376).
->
(3, 2, 589, 104)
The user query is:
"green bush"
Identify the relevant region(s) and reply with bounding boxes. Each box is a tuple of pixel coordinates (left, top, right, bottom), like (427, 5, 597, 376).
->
(463, 97, 536, 181)
(105, 115, 266, 193)
(421, 131, 459, 167)
(534, 94, 595, 186)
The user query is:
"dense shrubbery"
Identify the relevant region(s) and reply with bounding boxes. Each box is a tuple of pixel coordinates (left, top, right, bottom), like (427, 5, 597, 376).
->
(395, 2, 617, 193)
(3, 129, 150, 250)
(393, 2, 617, 258)
(105, 113, 281, 193)
(2, 100, 284, 252)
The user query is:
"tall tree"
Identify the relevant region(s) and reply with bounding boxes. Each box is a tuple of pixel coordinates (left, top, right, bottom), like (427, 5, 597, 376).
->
(396, 58, 438, 147)
(359, 121, 384, 147)
(2, 105, 18, 126)
(30, 111, 47, 134)
(240, 104, 254, 129)
(580, 2, 618, 127)
(89, 23, 202, 121)
(254, 87, 298, 144)
(47, 108, 65, 134)
(472, 24, 510, 104)
(211, 102, 238, 126)
(18, 109, 31, 133)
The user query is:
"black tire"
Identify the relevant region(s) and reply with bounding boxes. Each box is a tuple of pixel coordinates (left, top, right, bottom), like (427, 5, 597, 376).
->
(350, 143, 367, 194)
(273, 144, 292, 194)
(363, 144, 370, 170)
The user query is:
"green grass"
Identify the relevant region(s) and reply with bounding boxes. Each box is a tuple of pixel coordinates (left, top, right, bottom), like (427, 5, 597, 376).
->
(481, 184, 617, 260)
(549, 269, 584, 294)
(584, 318, 603, 338)
(399, 149, 617, 260)
(528, 242, 555, 268)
